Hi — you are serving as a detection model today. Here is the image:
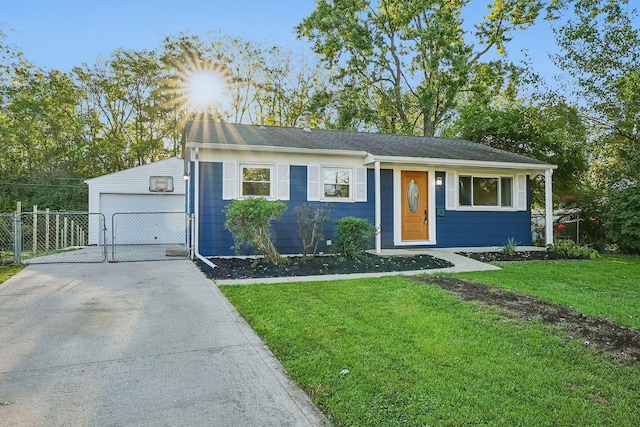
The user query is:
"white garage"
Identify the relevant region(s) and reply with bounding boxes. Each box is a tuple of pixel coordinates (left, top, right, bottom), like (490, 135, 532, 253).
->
(85, 158, 186, 245)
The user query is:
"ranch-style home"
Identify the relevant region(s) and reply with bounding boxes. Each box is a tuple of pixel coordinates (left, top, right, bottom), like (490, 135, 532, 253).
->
(183, 119, 556, 258)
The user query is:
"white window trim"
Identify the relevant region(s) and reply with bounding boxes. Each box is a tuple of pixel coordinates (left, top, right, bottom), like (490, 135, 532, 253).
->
(239, 163, 275, 199)
(321, 166, 354, 201)
(456, 173, 517, 211)
(308, 165, 367, 203)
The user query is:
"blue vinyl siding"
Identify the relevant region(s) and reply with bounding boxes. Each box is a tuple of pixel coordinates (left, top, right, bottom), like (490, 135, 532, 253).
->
(197, 164, 382, 256)
(196, 162, 532, 256)
(433, 171, 532, 247)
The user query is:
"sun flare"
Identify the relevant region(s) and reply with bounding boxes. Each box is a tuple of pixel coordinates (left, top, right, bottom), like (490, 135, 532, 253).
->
(163, 52, 232, 117)
(183, 67, 229, 112)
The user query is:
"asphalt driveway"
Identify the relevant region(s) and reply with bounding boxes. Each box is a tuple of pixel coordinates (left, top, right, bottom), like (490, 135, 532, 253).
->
(0, 261, 328, 426)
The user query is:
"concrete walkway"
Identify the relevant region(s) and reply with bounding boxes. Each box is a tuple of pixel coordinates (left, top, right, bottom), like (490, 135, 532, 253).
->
(0, 261, 329, 426)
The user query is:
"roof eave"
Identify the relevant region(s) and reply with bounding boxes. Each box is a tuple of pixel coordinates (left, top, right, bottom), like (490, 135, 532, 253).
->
(185, 142, 369, 158)
(364, 154, 557, 172)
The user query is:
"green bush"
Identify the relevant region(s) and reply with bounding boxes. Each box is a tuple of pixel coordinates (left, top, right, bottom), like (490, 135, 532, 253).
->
(607, 184, 640, 254)
(547, 239, 599, 260)
(223, 198, 287, 265)
(333, 216, 377, 259)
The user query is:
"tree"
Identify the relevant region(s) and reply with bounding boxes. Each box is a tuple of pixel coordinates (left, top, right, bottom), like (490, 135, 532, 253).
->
(445, 100, 589, 202)
(552, 0, 640, 187)
(296, 0, 545, 136)
(0, 34, 87, 211)
(74, 49, 173, 175)
(161, 33, 330, 129)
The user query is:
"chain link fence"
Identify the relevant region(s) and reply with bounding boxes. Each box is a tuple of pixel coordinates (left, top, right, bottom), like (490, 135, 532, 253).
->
(17, 212, 107, 264)
(0, 213, 16, 264)
(111, 212, 191, 262)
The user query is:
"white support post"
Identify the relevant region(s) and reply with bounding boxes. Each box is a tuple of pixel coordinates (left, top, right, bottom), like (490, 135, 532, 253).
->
(194, 148, 200, 257)
(374, 161, 381, 254)
(545, 168, 554, 246)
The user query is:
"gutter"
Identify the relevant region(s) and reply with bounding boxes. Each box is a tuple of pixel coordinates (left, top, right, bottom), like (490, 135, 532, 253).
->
(192, 146, 217, 270)
(365, 154, 558, 172)
(185, 142, 369, 159)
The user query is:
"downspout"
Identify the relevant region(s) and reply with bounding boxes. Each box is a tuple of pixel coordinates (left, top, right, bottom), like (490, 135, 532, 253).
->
(375, 161, 381, 253)
(545, 168, 554, 246)
(193, 147, 217, 269)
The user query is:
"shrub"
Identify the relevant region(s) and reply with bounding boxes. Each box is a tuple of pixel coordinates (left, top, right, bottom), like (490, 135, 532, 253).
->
(294, 203, 330, 258)
(547, 239, 599, 260)
(223, 198, 287, 265)
(607, 184, 640, 254)
(333, 216, 377, 259)
(502, 237, 518, 255)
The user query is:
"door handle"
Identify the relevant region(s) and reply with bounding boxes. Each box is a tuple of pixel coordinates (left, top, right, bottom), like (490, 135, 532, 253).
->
(424, 209, 428, 224)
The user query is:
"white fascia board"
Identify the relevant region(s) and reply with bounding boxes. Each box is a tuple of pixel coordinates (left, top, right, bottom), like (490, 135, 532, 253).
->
(364, 154, 557, 172)
(185, 142, 369, 159)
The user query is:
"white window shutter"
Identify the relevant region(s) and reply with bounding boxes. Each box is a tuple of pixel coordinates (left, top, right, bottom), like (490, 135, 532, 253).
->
(445, 171, 457, 210)
(223, 162, 237, 200)
(276, 164, 290, 200)
(308, 165, 320, 201)
(354, 167, 367, 202)
(516, 174, 527, 211)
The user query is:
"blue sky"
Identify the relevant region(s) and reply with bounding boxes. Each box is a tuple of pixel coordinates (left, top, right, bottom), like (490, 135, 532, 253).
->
(3, 0, 558, 76)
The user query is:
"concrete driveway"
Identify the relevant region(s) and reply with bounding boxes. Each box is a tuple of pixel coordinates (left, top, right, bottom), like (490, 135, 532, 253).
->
(0, 261, 328, 426)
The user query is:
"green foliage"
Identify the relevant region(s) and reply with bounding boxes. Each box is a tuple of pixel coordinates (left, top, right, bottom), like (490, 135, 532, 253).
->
(547, 239, 599, 259)
(294, 203, 330, 258)
(607, 184, 640, 254)
(445, 100, 589, 202)
(297, 0, 544, 136)
(502, 237, 519, 255)
(553, 0, 640, 188)
(223, 198, 287, 265)
(332, 216, 376, 260)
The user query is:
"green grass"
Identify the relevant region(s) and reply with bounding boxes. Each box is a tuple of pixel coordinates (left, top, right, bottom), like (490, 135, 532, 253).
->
(454, 255, 640, 329)
(221, 274, 640, 426)
(0, 264, 23, 284)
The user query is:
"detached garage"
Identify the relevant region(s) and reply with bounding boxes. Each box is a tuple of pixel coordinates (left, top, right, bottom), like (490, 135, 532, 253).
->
(85, 158, 186, 245)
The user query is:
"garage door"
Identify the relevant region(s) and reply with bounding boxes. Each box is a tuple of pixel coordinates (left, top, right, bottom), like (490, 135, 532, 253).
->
(100, 193, 185, 244)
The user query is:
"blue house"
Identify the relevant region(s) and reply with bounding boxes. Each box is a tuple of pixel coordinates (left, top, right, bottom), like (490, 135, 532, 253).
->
(184, 120, 556, 258)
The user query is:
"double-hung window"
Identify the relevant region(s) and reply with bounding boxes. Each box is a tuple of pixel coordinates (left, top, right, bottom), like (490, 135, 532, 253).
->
(459, 175, 513, 208)
(241, 164, 273, 197)
(323, 167, 352, 199)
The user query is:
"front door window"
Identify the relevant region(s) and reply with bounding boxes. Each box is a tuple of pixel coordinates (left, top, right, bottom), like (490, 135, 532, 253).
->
(407, 179, 419, 213)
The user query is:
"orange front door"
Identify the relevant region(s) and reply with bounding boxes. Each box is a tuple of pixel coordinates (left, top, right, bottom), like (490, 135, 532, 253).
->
(401, 171, 429, 241)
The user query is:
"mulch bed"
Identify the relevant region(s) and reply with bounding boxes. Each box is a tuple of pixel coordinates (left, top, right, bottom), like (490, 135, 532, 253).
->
(456, 250, 585, 262)
(198, 253, 453, 280)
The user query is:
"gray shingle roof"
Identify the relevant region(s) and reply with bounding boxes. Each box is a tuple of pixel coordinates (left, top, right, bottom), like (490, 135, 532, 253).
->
(184, 121, 553, 167)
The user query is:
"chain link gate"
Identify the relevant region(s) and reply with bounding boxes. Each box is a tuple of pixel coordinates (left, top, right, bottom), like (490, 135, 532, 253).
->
(110, 212, 192, 262)
(15, 212, 107, 264)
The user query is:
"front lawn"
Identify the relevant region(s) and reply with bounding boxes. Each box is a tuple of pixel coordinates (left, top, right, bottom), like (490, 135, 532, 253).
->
(456, 255, 640, 329)
(221, 262, 640, 426)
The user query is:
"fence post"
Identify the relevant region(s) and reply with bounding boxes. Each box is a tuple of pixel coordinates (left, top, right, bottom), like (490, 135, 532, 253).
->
(56, 214, 60, 250)
(32, 205, 38, 254)
(45, 208, 50, 251)
(13, 212, 19, 264)
(63, 217, 68, 248)
(13, 202, 21, 264)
